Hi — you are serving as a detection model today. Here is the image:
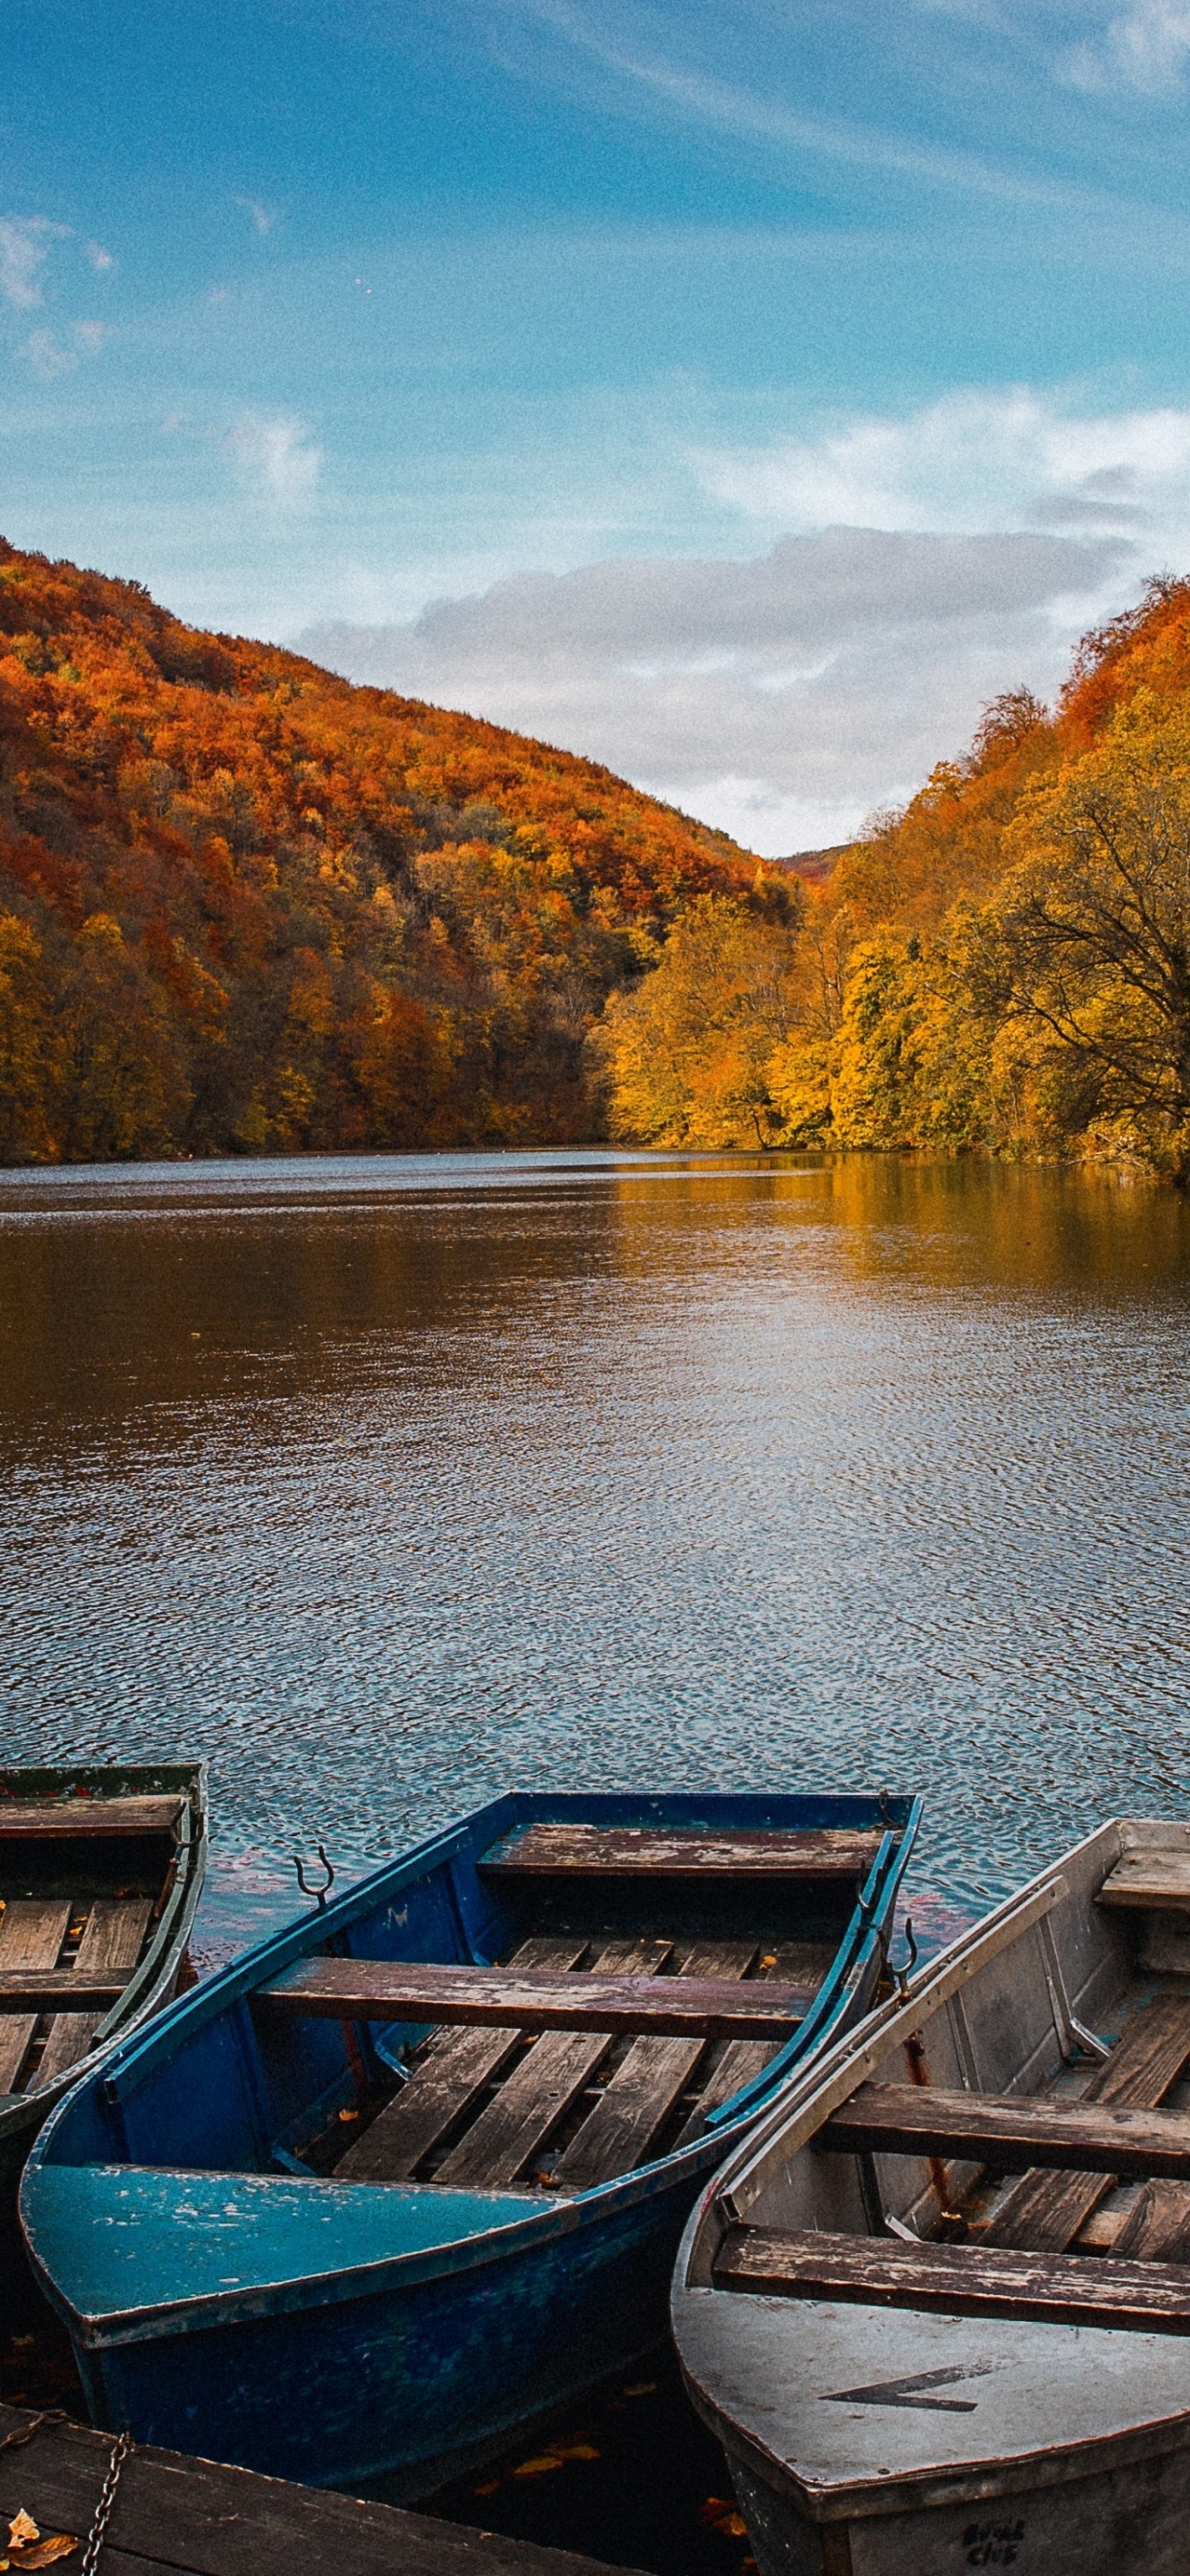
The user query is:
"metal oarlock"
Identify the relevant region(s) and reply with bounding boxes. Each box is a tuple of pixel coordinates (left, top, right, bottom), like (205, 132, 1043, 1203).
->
(292, 1845, 335, 1911)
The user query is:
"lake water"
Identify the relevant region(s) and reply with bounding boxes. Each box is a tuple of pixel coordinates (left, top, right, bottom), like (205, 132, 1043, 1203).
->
(4, 1148, 1189, 1968)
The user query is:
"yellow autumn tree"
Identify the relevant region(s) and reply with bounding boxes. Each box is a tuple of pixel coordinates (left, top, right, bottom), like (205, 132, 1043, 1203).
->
(593, 894, 804, 1146)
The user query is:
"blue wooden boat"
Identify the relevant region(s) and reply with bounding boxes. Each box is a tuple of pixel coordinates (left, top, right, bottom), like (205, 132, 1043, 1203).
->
(20, 1788, 919, 2500)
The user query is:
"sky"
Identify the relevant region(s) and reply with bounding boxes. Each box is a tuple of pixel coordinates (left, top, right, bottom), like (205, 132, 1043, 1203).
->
(5, 5, 1190, 851)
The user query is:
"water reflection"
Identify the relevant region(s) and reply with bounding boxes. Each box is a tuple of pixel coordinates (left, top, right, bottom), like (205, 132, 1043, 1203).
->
(3, 1150, 1188, 1964)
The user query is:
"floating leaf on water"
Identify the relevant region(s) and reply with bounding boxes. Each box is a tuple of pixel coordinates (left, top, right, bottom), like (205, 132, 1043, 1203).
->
(511, 2453, 564, 2478)
(471, 2481, 500, 2498)
(336, 2108, 359, 2123)
(554, 2442, 599, 2462)
(622, 2381, 656, 2398)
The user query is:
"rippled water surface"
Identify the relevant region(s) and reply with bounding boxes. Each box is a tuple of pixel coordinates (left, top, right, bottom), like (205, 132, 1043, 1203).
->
(3, 1148, 1188, 1966)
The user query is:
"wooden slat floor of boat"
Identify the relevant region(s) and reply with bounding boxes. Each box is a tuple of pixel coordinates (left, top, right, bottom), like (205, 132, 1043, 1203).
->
(552, 1940, 756, 2190)
(0, 1900, 70, 2091)
(434, 1939, 672, 2190)
(478, 1823, 884, 1881)
(1114, 2179, 1190, 2261)
(1099, 1849, 1190, 1912)
(823, 2080, 1190, 2177)
(335, 1939, 587, 2183)
(0, 1797, 183, 1838)
(35, 1897, 153, 2089)
(981, 1990, 1190, 2254)
(673, 1940, 835, 2148)
(259, 1958, 814, 2037)
(0, 2404, 648, 2576)
(713, 2222, 1190, 2333)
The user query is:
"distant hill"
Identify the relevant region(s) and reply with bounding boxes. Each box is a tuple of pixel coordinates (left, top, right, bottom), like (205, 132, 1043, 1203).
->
(775, 843, 853, 886)
(0, 540, 783, 1162)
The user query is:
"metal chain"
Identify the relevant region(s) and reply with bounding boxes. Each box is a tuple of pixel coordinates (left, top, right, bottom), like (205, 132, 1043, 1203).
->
(0, 2412, 67, 2453)
(79, 2430, 134, 2576)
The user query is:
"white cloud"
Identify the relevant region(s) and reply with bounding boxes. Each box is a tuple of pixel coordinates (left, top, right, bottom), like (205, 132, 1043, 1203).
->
(1063, 0, 1190, 93)
(24, 318, 107, 378)
(288, 386, 1190, 855)
(84, 240, 116, 272)
(298, 522, 1122, 854)
(690, 389, 1190, 541)
(233, 196, 277, 236)
(0, 216, 69, 310)
(225, 412, 321, 508)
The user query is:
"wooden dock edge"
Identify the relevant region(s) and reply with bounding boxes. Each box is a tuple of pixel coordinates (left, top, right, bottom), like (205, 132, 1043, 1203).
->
(0, 2406, 651, 2576)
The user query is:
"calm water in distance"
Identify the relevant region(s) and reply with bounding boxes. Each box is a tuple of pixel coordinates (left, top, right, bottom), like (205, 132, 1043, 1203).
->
(3, 1148, 1188, 1970)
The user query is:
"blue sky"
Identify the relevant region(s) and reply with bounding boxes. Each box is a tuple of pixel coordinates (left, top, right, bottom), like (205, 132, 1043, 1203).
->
(5, 0, 1190, 849)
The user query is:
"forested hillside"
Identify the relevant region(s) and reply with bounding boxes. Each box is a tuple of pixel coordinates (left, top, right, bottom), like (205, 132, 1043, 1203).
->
(600, 579, 1190, 1183)
(0, 539, 785, 1161)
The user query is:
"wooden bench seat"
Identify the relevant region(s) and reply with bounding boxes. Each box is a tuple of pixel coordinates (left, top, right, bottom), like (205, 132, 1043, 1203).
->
(1099, 1851, 1190, 1914)
(477, 1823, 884, 1882)
(981, 1990, 1190, 2253)
(335, 1937, 587, 2185)
(434, 1937, 672, 2190)
(0, 1796, 182, 1838)
(0, 1896, 149, 2093)
(713, 2223, 1190, 2333)
(551, 1940, 756, 2191)
(822, 2081, 1190, 2178)
(259, 1958, 815, 2039)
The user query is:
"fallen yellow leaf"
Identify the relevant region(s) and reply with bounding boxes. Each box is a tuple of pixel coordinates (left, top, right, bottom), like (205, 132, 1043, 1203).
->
(511, 2454, 564, 2478)
(336, 2108, 359, 2123)
(10, 2513, 39, 2545)
(12, 2535, 80, 2566)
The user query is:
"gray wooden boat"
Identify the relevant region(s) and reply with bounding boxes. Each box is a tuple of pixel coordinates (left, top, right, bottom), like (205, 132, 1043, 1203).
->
(673, 1820, 1190, 2576)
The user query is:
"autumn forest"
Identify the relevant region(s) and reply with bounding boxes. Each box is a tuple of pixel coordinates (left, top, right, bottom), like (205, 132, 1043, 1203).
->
(3, 536, 1190, 1181)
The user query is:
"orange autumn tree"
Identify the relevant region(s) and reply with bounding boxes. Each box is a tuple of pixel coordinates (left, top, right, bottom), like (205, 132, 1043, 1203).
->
(0, 537, 772, 1162)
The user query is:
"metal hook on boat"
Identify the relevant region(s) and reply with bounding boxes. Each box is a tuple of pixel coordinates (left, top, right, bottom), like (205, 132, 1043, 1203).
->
(895, 1917, 918, 2001)
(878, 1787, 892, 1826)
(293, 1845, 335, 1912)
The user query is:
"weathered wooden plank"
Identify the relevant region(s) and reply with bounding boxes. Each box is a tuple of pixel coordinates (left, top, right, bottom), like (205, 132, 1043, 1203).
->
(822, 2081, 1190, 2178)
(1099, 1851, 1190, 1913)
(673, 1939, 832, 2147)
(0, 1968, 131, 2009)
(478, 1824, 884, 1880)
(434, 1939, 670, 2190)
(1113, 2179, 1190, 2262)
(35, 1897, 153, 2088)
(0, 1798, 183, 1838)
(0, 2404, 647, 2576)
(983, 1990, 1190, 2254)
(259, 1958, 814, 2037)
(552, 1940, 756, 2190)
(0, 1900, 70, 2090)
(713, 2223, 1190, 2333)
(335, 1938, 587, 2184)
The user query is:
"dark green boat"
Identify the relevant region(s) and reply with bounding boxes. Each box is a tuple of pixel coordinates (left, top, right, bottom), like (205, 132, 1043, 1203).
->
(0, 1761, 207, 2278)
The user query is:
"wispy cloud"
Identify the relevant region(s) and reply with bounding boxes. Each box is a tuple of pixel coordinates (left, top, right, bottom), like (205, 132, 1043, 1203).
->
(233, 195, 277, 235)
(501, 0, 1124, 217)
(225, 411, 321, 507)
(25, 318, 108, 379)
(1063, 0, 1190, 94)
(84, 239, 116, 271)
(0, 215, 69, 310)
